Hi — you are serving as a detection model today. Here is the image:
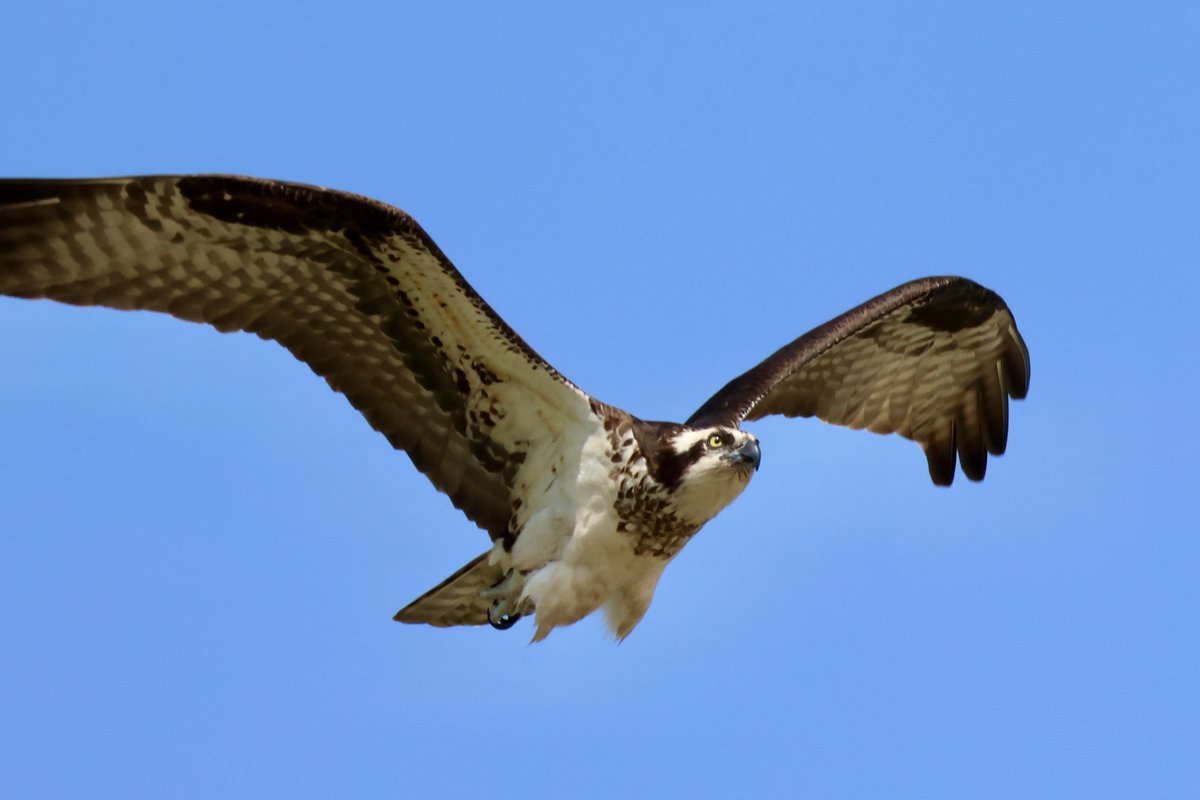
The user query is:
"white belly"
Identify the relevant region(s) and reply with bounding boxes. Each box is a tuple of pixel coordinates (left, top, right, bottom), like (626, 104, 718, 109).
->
(520, 514, 670, 641)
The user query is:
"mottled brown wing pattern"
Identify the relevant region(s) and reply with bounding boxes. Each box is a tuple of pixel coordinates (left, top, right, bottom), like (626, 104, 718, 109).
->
(0, 175, 593, 537)
(688, 277, 1029, 485)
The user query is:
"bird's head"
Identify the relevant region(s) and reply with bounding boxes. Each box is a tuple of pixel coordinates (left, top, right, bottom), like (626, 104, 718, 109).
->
(635, 423, 761, 526)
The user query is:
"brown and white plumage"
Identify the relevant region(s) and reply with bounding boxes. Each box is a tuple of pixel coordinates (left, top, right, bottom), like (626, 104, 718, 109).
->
(0, 176, 587, 538)
(0, 175, 1030, 640)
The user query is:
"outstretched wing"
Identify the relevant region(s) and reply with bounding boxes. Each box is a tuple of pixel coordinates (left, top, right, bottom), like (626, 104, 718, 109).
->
(687, 277, 1029, 485)
(0, 175, 595, 538)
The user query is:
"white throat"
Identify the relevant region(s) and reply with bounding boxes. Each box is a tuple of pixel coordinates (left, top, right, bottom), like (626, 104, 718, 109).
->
(671, 464, 754, 525)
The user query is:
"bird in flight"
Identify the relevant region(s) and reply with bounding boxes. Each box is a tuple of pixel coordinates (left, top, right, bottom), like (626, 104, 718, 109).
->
(0, 176, 1029, 641)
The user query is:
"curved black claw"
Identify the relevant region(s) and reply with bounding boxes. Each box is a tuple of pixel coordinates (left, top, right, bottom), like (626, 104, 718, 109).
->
(488, 602, 522, 631)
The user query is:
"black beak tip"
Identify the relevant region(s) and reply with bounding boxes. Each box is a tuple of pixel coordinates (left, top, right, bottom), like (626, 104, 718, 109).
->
(740, 439, 762, 471)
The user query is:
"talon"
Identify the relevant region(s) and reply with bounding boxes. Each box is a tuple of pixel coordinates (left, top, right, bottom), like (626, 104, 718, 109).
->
(482, 569, 527, 631)
(488, 603, 521, 630)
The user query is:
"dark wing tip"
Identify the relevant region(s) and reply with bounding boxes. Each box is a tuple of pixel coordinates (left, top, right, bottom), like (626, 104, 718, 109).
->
(924, 440, 957, 486)
(1002, 325, 1031, 401)
(913, 280, 1029, 485)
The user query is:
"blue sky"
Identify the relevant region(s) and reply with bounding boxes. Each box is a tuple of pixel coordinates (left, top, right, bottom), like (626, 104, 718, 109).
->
(2, 2, 1197, 798)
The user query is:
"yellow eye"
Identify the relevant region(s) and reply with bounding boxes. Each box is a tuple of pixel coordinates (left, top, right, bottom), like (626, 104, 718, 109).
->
(707, 433, 725, 448)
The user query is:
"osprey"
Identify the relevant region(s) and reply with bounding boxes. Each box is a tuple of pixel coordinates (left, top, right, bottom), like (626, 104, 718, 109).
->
(0, 176, 1029, 641)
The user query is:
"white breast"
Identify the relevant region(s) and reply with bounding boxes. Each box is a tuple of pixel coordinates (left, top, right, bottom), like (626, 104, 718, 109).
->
(490, 414, 670, 641)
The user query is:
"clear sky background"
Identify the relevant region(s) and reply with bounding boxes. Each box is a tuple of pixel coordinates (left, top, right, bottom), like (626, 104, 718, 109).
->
(1, 3, 1197, 798)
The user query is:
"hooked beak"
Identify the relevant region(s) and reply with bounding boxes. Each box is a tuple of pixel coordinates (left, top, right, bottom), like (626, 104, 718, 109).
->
(726, 438, 761, 471)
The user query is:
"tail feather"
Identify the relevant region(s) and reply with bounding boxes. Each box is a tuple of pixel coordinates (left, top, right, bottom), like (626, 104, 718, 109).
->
(393, 552, 502, 627)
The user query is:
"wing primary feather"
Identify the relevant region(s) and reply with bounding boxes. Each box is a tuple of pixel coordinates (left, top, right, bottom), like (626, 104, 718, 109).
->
(1003, 325, 1031, 400)
(956, 388, 987, 482)
(980, 362, 1009, 456)
(924, 422, 957, 487)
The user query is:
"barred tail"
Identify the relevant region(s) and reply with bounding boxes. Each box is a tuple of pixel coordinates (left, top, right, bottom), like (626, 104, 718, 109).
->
(393, 552, 502, 627)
